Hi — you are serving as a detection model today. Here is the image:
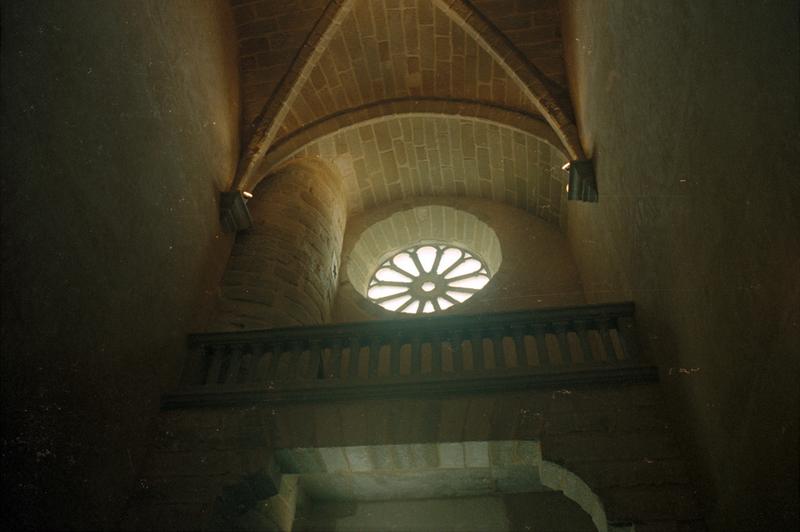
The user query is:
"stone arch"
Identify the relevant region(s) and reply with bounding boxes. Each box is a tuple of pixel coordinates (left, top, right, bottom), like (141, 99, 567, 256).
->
(268, 441, 612, 532)
(258, 99, 567, 175)
(130, 374, 701, 530)
(539, 459, 628, 532)
(267, 113, 569, 220)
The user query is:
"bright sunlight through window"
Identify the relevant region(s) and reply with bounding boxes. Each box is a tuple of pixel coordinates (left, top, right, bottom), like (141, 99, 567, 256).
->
(367, 244, 491, 314)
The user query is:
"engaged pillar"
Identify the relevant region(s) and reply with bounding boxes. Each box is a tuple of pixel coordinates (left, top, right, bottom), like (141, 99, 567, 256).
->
(213, 158, 346, 329)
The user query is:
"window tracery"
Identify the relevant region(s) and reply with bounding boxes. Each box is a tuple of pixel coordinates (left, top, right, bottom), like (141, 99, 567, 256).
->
(367, 244, 491, 314)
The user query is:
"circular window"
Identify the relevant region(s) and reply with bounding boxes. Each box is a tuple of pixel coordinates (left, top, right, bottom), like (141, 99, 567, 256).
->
(367, 244, 491, 314)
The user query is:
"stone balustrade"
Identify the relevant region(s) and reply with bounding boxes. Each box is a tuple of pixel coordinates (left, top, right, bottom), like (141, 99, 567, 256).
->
(165, 302, 654, 408)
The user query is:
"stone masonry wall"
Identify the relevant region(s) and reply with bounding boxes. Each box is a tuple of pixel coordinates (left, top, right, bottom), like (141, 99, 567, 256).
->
(122, 382, 703, 530)
(289, 114, 569, 220)
(212, 158, 347, 330)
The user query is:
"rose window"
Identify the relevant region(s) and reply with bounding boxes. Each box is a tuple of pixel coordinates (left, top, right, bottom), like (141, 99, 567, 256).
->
(366, 244, 491, 314)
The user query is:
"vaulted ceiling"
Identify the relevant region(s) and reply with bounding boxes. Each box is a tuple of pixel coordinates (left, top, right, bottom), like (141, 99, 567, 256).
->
(229, 0, 579, 223)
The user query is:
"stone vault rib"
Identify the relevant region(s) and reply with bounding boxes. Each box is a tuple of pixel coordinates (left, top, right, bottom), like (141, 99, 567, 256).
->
(434, 0, 584, 160)
(236, 0, 356, 192)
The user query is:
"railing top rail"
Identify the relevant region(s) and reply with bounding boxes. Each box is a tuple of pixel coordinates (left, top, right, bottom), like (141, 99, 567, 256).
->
(188, 302, 635, 347)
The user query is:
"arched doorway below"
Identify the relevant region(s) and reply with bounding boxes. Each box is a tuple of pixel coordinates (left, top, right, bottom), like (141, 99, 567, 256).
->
(254, 441, 609, 532)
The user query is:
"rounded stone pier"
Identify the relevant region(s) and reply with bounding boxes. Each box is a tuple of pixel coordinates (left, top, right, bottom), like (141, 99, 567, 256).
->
(212, 158, 346, 329)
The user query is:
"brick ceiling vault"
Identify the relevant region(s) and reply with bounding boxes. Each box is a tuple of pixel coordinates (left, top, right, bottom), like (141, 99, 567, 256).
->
(230, 0, 581, 202)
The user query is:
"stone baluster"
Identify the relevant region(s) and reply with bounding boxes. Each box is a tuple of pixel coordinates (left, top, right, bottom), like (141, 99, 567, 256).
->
(553, 321, 572, 366)
(225, 344, 244, 385)
(348, 336, 361, 378)
(470, 330, 485, 371)
(206, 344, 226, 385)
(265, 341, 282, 382)
(533, 324, 550, 368)
(307, 339, 323, 380)
(430, 331, 442, 376)
(328, 338, 343, 379)
(368, 335, 382, 378)
(598, 318, 619, 362)
(510, 323, 527, 369)
(389, 333, 403, 377)
(410, 335, 422, 375)
(573, 320, 594, 363)
(617, 316, 640, 360)
(490, 327, 505, 369)
(450, 329, 464, 373)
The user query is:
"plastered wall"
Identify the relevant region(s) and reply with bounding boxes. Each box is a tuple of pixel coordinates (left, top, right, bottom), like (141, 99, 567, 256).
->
(561, 0, 799, 529)
(1, 1, 240, 528)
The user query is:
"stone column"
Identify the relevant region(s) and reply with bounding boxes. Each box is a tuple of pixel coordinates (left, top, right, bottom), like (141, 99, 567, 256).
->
(212, 158, 347, 329)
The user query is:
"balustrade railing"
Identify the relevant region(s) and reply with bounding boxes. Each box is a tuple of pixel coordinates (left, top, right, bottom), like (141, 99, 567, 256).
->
(164, 302, 652, 407)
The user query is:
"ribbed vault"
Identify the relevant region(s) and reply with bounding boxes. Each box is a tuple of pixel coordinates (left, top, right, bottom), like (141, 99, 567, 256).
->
(231, 0, 582, 193)
(271, 0, 543, 141)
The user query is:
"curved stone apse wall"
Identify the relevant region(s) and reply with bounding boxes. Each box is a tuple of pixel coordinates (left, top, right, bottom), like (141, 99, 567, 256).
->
(212, 158, 347, 329)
